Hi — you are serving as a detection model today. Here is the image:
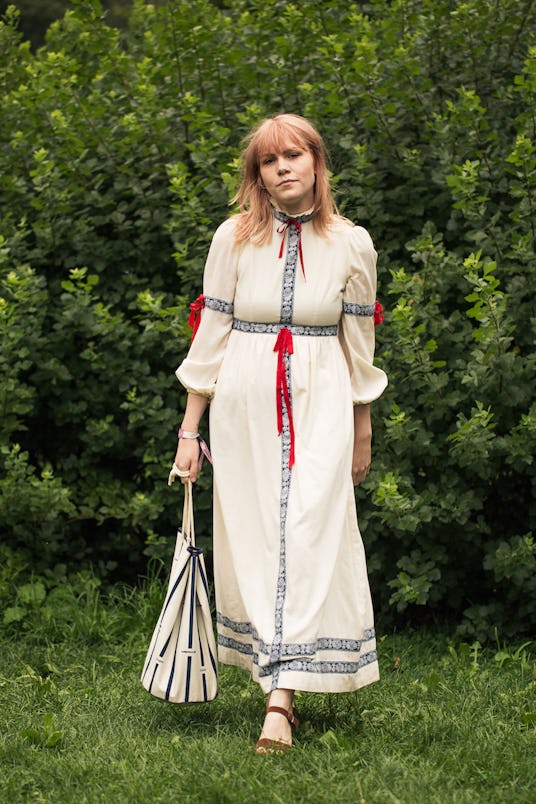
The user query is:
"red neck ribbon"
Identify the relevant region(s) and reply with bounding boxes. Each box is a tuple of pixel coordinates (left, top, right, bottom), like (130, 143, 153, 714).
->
(274, 327, 295, 468)
(277, 219, 305, 280)
(188, 294, 205, 341)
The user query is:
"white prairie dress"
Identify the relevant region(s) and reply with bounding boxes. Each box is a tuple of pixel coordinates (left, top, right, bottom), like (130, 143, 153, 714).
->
(176, 208, 388, 694)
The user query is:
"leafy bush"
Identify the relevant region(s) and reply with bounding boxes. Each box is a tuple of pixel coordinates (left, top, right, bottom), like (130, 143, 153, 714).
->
(0, 0, 534, 636)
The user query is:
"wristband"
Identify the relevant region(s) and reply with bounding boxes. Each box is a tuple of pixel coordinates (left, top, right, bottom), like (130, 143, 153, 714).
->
(178, 429, 199, 439)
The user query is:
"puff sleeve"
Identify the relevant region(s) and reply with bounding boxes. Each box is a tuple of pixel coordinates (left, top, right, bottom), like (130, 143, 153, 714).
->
(338, 225, 388, 404)
(175, 217, 239, 398)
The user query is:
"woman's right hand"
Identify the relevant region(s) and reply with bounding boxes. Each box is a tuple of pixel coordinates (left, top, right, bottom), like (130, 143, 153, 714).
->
(173, 438, 201, 484)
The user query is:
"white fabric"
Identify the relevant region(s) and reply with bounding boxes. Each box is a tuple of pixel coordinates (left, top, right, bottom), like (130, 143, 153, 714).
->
(176, 213, 387, 694)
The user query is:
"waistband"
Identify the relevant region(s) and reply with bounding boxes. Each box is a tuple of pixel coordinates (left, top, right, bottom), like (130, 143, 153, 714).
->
(232, 319, 338, 336)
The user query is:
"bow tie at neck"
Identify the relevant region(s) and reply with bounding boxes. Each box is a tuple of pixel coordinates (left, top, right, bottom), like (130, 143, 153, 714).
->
(273, 207, 314, 280)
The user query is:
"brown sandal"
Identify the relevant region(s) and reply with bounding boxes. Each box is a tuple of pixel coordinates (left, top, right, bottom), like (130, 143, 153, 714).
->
(255, 705, 300, 754)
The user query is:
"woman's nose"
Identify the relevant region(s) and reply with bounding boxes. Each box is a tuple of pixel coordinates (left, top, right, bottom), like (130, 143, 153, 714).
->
(277, 158, 289, 174)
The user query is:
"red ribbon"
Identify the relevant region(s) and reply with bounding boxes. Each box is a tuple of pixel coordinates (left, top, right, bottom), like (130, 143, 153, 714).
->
(274, 327, 295, 468)
(188, 294, 205, 341)
(373, 300, 384, 327)
(277, 219, 305, 280)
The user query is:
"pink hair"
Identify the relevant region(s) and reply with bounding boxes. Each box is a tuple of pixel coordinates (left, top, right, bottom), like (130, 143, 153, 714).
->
(232, 114, 338, 245)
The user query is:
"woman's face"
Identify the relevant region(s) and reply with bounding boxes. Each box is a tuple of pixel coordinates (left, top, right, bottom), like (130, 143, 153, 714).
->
(259, 140, 315, 216)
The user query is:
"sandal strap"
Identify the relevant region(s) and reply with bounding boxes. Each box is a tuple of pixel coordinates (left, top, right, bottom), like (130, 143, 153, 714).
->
(266, 705, 300, 728)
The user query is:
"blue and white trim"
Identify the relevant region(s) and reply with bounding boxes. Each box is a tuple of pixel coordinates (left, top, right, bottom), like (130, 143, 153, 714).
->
(217, 611, 377, 682)
(258, 652, 378, 678)
(232, 319, 338, 336)
(217, 612, 376, 658)
(343, 301, 375, 316)
(205, 295, 234, 315)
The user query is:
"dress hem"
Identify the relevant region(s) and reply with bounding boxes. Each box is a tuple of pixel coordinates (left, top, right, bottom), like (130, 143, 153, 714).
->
(218, 647, 380, 694)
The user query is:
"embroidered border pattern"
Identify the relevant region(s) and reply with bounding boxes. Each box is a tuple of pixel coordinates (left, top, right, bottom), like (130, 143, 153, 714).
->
(218, 634, 255, 656)
(280, 224, 300, 324)
(232, 319, 338, 336)
(343, 302, 375, 316)
(204, 295, 234, 314)
(218, 632, 378, 678)
(217, 612, 251, 634)
(217, 612, 376, 656)
(258, 651, 378, 678)
(273, 209, 314, 226)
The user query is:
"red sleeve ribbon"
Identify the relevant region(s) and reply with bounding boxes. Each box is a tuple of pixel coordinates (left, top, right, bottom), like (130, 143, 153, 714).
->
(188, 294, 205, 341)
(373, 300, 384, 327)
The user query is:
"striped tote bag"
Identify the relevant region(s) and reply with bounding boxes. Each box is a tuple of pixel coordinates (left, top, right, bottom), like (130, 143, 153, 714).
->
(141, 478, 218, 703)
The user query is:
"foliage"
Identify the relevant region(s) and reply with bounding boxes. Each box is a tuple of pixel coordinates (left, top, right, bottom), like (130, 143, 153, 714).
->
(0, 0, 143, 48)
(0, 0, 535, 635)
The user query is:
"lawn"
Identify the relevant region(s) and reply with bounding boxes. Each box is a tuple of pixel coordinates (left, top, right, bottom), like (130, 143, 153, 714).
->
(0, 583, 534, 803)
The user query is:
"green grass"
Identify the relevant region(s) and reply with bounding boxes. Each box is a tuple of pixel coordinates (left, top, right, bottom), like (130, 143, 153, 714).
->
(0, 584, 534, 804)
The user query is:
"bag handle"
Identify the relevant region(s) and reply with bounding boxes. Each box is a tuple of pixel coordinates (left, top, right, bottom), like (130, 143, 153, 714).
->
(181, 479, 195, 547)
(168, 464, 196, 547)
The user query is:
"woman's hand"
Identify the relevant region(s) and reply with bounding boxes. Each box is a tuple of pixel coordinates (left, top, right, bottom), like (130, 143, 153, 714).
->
(352, 403, 372, 486)
(352, 433, 372, 485)
(174, 438, 201, 484)
(173, 392, 209, 484)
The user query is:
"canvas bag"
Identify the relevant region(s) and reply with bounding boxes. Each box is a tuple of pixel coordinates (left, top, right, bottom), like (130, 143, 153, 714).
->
(141, 475, 218, 703)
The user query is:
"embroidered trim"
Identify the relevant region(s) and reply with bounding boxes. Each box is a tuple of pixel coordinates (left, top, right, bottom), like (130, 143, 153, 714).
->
(258, 651, 378, 678)
(343, 302, 375, 316)
(216, 612, 376, 655)
(232, 319, 338, 336)
(218, 633, 378, 678)
(204, 295, 234, 315)
(280, 224, 300, 324)
(218, 634, 255, 656)
(217, 612, 251, 633)
(273, 208, 314, 225)
(271, 376, 291, 684)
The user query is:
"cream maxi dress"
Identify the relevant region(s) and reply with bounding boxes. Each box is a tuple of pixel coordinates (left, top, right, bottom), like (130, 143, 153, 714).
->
(176, 208, 388, 694)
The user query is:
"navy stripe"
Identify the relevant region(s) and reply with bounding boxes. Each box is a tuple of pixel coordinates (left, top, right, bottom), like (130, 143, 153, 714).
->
(185, 655, 192, 703)
(158, 629, 173, 659)
(208, 641, 218, 674)
(188, 557, 196, 650)
(198, 558, 211, 599)
(148, 663, 158, 693)
(198, 627, 208, 702)
(165, 652, 175, 700)
(161, 560, 189, 618)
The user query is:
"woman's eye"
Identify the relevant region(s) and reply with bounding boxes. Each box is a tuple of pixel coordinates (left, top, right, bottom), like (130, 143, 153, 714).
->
(262, 157, 274, 165)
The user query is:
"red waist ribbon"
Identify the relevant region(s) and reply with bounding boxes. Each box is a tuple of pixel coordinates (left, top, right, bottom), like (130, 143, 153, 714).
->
(274, 327, 295, 468)
(188, 293, 205, 341)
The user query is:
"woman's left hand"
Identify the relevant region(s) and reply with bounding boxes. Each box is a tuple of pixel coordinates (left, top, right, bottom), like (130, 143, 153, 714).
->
(352, 433, 372, 485)
(353, 403, 372, 486)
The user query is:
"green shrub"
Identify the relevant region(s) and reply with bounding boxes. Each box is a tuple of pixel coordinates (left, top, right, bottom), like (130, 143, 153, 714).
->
(0, 0, 534, 637)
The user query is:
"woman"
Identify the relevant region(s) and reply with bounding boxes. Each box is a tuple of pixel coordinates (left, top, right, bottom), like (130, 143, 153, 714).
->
(174, 113, 387, 753)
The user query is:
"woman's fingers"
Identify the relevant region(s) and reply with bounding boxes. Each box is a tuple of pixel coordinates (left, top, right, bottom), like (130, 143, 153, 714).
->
(352, 464, 370, 486)
(174, 439, 201, 483)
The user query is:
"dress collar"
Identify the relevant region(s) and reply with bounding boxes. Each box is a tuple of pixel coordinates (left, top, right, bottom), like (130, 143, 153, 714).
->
(272, 205, 315, 225)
